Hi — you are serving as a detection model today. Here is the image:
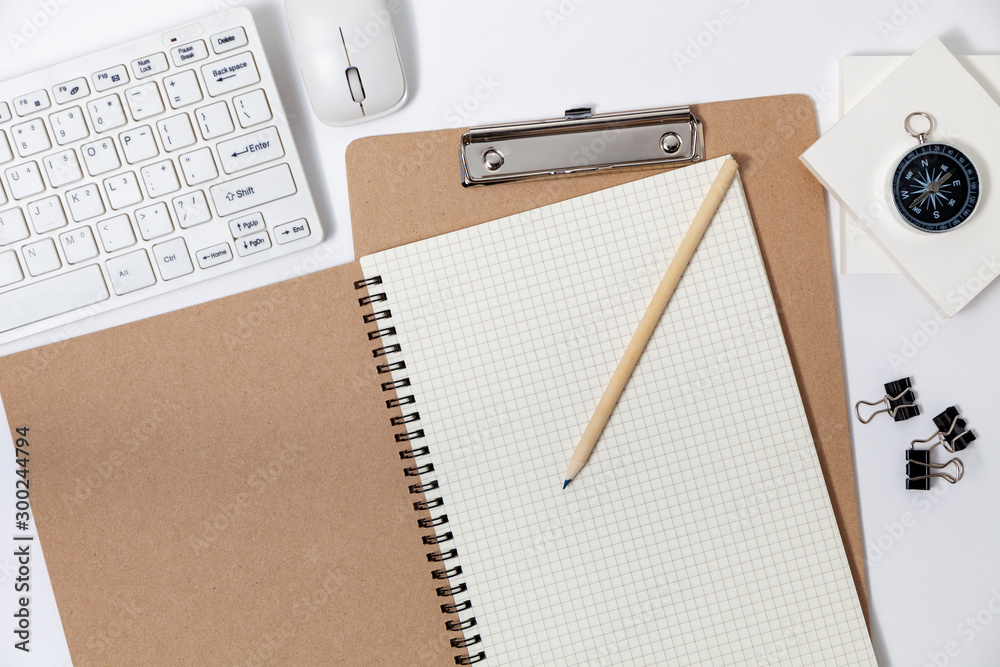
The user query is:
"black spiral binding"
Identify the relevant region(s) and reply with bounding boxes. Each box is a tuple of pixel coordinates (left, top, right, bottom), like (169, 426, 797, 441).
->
(355, 276, 486, 666)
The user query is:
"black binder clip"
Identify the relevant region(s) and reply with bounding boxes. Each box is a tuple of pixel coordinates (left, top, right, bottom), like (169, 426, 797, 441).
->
(911, 406, 976, 453)
(854, 377, 919, 424)
(905, 407, 974, 490)
(906, 448, 964, 490)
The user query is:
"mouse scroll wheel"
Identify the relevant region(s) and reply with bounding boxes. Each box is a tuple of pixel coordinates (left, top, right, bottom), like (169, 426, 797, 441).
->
(346, 67, 366, 104)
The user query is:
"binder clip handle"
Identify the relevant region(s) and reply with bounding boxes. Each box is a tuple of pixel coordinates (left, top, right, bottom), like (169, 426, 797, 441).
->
(855, 377, 919, 424)
(906, 449, 964, 490)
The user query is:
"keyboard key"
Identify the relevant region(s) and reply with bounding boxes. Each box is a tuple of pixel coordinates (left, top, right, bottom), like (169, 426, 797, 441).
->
(163, 70, 203, 109)
(93, 65, 129, 92)
(97, 214, 136, 252)
(87, 94, 128, 132)
(0, 132, 12, 164)
(0, 264, 109, 333)
(218, 126, 283, 174)
(196, 242, 233, 268)
(59, 226, 100, 264)
(195, 101, 234, 140)
(211, 27, 248, 54)
(178, 147, 218, 185)
(65, 183, 106, 221)
(81, 137, 121, 176)
(120, 126, 158, 163)
(235, 230, 271, 256)
(26, 196, 68, 233)
(152, 237, 194, 280)
(104, 171, 143, 210)
(11, 119, 51, 157)
(0, 208, 30, 245)
(0, 251, 23, 288)
(210, 163, 296, 217)
(6, 162, 45, 200)
(157, 114, 196, 152)
(0, 12, 324, 345)
(13, 91, 50, 117)
(22, 238, 61, 276)
(125, 82, 164, 121)
(131, 52, 169, 79)
(106, 249, 156, 295)
(229, 211, 264, 238)
(135, 202, 173, 240)
(275, 219, 310, 244)
(52, 78, 90, 105)
(43, 149, 84, 187)
(173, 191, 211, 228)
(170, 40, 209, 67)
(233, 89, 272, 128)
(50, 106, 90, 145)
(202, 52, 260, 97)
(141, 159, 180, 197)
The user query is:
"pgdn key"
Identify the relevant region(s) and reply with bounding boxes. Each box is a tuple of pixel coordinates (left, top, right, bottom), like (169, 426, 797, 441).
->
(236, 230, 271, 257)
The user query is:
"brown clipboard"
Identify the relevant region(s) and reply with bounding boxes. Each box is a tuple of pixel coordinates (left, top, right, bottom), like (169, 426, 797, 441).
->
(345, 94, 869, 620)
(0, 94, 866, 666)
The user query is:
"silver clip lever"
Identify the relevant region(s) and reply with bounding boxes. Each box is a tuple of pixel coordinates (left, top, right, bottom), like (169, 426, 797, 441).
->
(460, 105, 703, 186)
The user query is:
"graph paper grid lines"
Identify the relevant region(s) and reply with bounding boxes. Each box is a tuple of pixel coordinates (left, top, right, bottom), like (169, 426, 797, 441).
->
(360, 156, 876, 666)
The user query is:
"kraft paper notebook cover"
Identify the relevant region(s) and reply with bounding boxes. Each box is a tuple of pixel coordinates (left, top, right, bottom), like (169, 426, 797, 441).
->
(0, 95, 866, 664)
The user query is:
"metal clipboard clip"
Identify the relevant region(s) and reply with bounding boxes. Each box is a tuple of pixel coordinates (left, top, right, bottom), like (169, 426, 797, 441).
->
(460, 106, 704, 186)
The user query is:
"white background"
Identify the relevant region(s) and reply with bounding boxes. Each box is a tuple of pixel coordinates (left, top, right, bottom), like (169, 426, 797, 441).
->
(0, 0, 997, 665)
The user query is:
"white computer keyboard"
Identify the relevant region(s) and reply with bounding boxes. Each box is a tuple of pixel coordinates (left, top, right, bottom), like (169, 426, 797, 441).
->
(0, 8, 323, 345)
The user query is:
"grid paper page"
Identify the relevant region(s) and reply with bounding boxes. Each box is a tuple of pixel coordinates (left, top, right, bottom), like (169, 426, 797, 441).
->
(360, 157, 876, 666)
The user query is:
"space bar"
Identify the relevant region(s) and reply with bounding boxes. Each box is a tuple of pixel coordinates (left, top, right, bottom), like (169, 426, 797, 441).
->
(0, 265, 110, 334)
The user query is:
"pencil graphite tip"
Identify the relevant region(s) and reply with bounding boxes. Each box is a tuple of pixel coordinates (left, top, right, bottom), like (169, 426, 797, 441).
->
(563, 479, 571, 490)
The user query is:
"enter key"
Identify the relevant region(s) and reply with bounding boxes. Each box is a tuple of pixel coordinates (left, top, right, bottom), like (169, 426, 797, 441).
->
(217, 126, 284, 174)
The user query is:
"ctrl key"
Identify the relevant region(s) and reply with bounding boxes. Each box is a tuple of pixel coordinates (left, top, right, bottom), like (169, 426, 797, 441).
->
(152, 238, 194, 281)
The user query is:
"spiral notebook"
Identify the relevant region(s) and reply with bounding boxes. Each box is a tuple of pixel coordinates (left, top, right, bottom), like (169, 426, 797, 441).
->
(356, 156, 875, 664)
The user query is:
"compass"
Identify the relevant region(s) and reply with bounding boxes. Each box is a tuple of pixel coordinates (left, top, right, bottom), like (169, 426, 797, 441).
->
(888, 112, 981, 233)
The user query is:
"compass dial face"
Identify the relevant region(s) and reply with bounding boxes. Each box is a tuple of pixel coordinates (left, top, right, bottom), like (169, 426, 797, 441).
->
(890, 142, 980, 233)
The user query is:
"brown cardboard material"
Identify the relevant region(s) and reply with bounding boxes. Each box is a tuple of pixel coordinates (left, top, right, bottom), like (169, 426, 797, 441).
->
(1, 266, 462, 665)
(0, 94, 865, 665)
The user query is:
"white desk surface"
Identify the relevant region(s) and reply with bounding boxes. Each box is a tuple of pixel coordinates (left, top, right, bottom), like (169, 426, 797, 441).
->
(0, 1, 997, 665)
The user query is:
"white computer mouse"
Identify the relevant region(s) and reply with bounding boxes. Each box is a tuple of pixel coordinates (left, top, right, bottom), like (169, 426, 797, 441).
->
(285, 0, 407, 126)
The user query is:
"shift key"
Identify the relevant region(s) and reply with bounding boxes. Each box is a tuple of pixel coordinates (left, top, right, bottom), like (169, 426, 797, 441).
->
(210, 164, 296, 217)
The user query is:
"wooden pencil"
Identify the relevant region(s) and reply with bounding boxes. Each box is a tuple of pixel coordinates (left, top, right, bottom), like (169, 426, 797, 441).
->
(563, 158, 740, 488)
